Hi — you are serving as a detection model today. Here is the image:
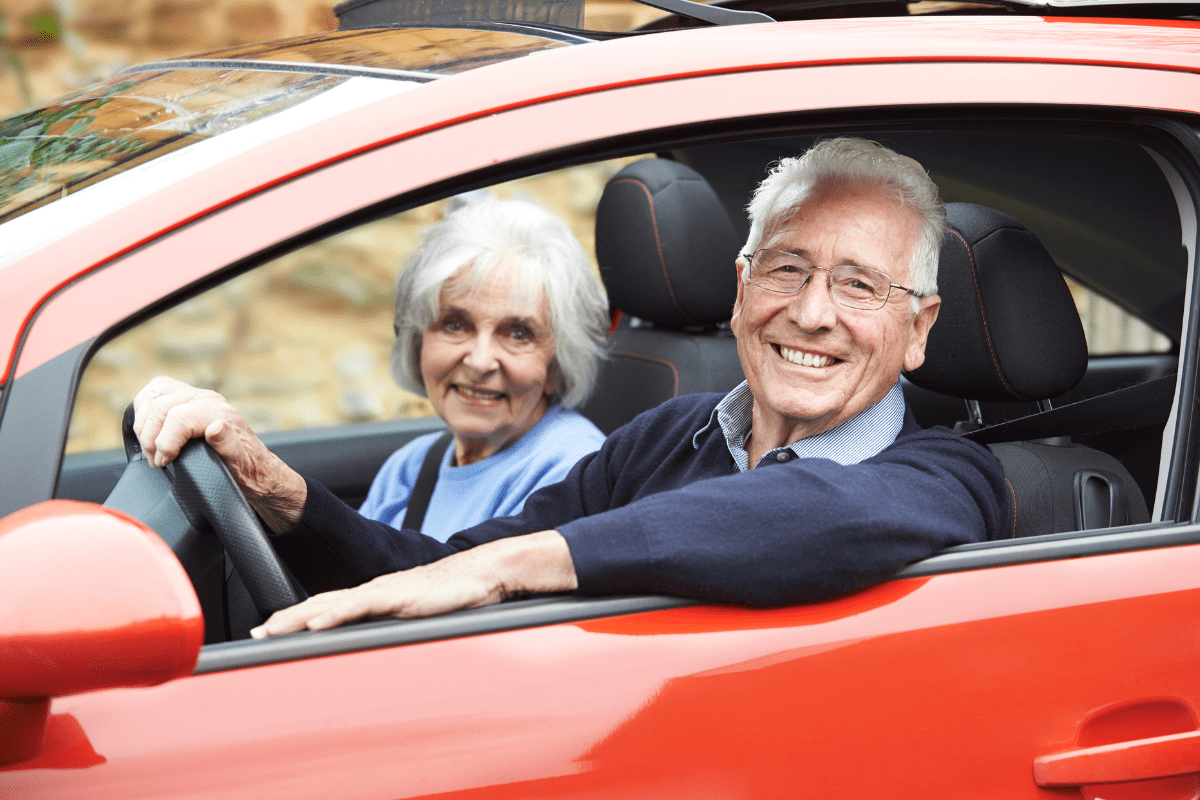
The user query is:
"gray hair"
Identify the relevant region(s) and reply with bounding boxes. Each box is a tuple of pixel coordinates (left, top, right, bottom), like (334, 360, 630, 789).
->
(392, 197, 609, 408)
(743, 137, 945, 301)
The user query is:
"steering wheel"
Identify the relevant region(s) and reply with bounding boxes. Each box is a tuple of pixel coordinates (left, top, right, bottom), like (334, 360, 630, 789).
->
(119, 404, 306, 619)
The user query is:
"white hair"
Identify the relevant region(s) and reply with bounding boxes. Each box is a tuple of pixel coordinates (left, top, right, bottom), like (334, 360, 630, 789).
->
(392, 197, 609, 408)
(743, 137, 945, 302)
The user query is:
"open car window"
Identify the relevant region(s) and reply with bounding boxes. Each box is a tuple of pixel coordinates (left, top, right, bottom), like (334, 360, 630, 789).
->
(65, 155, 644, 455)
(1065, 277, 1173, 355)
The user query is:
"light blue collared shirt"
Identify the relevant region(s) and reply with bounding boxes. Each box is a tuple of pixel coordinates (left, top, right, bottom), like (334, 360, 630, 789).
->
(692, 380, 907, 472)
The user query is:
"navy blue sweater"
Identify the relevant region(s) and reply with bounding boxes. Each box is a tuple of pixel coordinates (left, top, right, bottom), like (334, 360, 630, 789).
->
(275, 393, 1007, 606)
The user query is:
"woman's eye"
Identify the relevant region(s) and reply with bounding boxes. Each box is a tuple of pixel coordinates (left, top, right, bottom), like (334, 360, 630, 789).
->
(508, 326, 531, 341)
(441, 317, 466, 332)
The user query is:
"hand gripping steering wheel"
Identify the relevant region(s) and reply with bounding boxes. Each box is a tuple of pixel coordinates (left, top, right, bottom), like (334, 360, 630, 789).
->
(121, 404, 306, 619)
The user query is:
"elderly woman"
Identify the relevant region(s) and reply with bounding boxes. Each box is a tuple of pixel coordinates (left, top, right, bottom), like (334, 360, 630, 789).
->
(133, 197, 609, 549)
(359, 197, 607, 539)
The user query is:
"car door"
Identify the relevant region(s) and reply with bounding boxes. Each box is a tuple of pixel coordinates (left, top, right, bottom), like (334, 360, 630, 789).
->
(4, 45, 1200, 798)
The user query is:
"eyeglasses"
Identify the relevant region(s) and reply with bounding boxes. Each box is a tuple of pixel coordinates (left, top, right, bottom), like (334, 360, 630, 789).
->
(742, 249, 922, 311)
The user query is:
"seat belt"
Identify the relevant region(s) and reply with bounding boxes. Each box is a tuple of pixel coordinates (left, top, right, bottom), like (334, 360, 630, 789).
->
(964, 373, 1177, 446)
(401, 430, 454, 532)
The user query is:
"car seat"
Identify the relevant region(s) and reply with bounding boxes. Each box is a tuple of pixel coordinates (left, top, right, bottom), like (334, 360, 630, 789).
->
(906, 203, 1151, 537)
(579, 158, 746, 434)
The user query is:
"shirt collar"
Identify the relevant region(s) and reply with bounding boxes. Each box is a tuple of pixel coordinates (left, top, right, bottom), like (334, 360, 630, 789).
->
(693, 380, 907, 472)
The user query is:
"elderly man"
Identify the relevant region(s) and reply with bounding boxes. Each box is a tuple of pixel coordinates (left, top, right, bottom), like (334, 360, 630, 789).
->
(134, 137, 1007, 637)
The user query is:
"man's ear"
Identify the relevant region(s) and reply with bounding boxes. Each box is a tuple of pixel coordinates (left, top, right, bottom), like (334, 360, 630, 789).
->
(902, 294, 941, 372)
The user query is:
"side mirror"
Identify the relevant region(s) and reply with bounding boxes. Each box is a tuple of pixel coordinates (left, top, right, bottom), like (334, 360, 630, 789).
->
(0, 500, 203, 766)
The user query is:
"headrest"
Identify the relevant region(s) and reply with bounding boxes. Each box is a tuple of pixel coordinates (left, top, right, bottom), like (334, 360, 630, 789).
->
(906, 203, 1088, 403)
(595, 159, 740, 330)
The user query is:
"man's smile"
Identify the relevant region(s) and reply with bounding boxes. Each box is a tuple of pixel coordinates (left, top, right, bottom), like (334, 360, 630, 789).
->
(775, 344, 840, 368)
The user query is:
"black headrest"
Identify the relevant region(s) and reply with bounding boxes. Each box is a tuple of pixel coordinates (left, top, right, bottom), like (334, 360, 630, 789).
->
(907, 203, 1088, 402)
(595, 159, 740, 330)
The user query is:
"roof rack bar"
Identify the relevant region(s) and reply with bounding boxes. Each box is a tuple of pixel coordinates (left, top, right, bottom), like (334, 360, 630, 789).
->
(631, 0, 775, 25)
(333, 0, 773, 31)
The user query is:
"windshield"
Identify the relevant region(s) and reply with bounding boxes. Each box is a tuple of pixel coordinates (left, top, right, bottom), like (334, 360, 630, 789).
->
(0, 69, 348, 226)
(0, 75, 418, 270)
(0, 28, 570, 230)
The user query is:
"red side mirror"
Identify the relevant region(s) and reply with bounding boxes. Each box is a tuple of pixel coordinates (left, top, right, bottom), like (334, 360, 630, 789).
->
(0, 500, 203, 766)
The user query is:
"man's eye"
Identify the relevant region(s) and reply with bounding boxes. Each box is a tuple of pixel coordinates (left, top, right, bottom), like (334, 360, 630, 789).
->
(835, 272, 884, 299)
(773, 263, 802, 275)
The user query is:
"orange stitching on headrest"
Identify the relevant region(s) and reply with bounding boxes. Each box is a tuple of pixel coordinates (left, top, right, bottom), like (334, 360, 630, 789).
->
(954, 228, 1030, 402)
(609, 349, 681, 397)
(609, 177, 699, 327)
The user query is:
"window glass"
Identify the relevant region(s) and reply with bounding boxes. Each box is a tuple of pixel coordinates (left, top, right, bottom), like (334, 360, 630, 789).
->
(0, 28, 570, 230)
(1, 69, 347, 225)
(1065, 276, 1173, 355)
(65, 156, 643, 454)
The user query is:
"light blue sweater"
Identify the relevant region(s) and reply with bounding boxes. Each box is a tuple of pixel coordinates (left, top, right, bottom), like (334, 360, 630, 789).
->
(357, 403, 605, 542)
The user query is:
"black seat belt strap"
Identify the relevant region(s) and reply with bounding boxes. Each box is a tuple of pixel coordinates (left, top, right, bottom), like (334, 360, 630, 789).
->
(965, 373, 1177, 446)
(402, 430, 454, 532)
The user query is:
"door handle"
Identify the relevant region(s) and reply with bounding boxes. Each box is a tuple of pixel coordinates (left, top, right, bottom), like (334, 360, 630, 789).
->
(1034, 729, 1200, 787)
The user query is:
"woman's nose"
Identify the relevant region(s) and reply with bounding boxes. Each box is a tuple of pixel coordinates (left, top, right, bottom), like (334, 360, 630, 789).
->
(462, 333, 499, 374)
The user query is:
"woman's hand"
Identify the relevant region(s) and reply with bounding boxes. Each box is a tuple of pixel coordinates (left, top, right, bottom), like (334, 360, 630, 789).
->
(133, 376, 307, 533)
(251, 529, 578, 636)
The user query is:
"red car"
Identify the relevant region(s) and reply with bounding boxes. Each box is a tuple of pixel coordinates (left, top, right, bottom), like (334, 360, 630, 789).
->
(3, 0, 1200, 796)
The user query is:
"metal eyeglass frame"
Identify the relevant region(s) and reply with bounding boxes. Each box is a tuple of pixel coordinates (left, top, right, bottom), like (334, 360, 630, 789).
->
(741, 249, 923, 311)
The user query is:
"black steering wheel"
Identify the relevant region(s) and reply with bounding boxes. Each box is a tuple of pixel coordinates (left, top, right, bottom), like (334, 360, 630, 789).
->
(119, 404, 306, 620)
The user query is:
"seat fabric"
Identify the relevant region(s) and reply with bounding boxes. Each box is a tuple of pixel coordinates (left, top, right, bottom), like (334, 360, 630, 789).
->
(580, 158, 745, 434)
(909, 203, 1149, 535)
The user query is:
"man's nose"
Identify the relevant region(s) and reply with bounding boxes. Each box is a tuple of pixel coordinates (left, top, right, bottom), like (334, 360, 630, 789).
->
(790, 267, 840, 330)
(462, 333, 499, 374)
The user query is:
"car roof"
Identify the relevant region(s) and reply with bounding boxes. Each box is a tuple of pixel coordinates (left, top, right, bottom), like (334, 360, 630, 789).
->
(3, 14, 1200, 385)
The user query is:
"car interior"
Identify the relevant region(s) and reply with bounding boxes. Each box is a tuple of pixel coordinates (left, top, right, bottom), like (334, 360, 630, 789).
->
(53, 119, 1195, 645)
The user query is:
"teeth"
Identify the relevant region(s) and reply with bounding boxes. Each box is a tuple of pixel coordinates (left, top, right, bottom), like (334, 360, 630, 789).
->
(457, 386, 504, 400)
(780, 346, 833, 368)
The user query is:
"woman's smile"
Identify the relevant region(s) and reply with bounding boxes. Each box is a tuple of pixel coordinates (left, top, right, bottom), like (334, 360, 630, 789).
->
(421, 270, 557, 465)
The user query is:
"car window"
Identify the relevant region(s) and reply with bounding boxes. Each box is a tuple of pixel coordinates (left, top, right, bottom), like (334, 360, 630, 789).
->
(1065, 276, 1173, 355)
(64, 156, 644, 454)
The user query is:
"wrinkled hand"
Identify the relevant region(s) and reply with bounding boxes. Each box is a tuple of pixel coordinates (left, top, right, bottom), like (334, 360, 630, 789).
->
(251, 530, 578, 637)
(133, 376, 306, 532)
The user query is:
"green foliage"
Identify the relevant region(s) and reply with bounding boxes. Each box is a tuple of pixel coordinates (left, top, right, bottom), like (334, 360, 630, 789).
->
(27, 12, 61, 41)
(0, 81, 150, 219)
